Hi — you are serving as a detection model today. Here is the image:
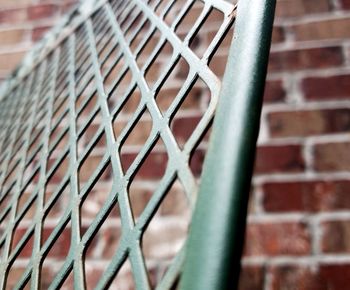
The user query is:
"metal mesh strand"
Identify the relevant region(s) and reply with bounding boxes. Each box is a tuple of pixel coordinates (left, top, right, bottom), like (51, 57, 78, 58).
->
(0, 0, 236, 288)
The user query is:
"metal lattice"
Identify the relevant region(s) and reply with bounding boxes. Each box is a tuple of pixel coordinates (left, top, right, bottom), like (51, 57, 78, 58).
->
(0, 0, 236, 288)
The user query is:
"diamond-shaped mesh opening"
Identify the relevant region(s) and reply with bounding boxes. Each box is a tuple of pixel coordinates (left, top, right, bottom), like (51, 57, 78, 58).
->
(40, 219, 71, 289)
(0, 0, 237, 288)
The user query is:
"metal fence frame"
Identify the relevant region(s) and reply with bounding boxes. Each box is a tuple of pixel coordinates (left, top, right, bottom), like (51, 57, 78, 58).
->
(0, 0, 276, 289)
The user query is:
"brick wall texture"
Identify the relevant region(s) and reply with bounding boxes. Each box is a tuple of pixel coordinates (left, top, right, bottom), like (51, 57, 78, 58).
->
(0, 0, 350, 289)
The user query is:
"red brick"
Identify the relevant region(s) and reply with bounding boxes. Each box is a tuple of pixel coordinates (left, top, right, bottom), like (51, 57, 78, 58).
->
(27, 4, 59, 20)
(121, 151, 168, 178)
(341, 0, 350, 9)
(207, 53, 227, 77)
(264, 80, 285, 103)
(79, 154, 104, 185)
(268, 108, 350, 137)
(269, 264, 350, 290)
(302, 74, 350, 100)
(0, 51, 26, 71)
(0, 0, 30, 5)
(32, 25, 51, 41)
(42, 226, 71, 257)
(100, 226, 122, 258)
(156, 86, 203, 112)
(314, 142, 350, 172)
(238, 265, 265, 290)
(83, 266, 115, 290)
(0, 8, 26, 24)
(11, 228, 33, 258)
(244, 221, 311, 256)
(47, 155, 69, 184)
(6, 266, 29, 289)
(268, 46, 343, 72)
(276, 0, 331, 18)
(190, 148, 206, 177)
(272, 26, 285, 43)
(60, 0, 79, 13)
(255, 145, 305, 174)
(321, 220, 350, 253)
(171, 115, 202, 147)
(115, 118, 152, 147)
(293, 18, 350, 41)
(128, 187, 153, 218)
(263, 180, 350, 212)
(319, 263, 350, 288)
(0, 29, 27, 45)
(269, 264, 324, 290)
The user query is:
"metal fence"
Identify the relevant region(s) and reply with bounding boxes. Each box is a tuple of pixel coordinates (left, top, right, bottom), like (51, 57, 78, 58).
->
(0, 0, 275, 289)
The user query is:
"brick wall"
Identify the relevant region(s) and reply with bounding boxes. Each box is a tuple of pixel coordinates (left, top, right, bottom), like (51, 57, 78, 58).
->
(245, 0, 350, 289)
(0, 0, 349, 289)
(0, 0, 78, 81)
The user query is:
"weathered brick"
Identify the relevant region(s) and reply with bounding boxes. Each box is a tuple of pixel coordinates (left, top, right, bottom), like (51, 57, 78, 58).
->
(6, 266, 29, 289)
(47, 155, 69, 184)
(341, 0, 350, 9)
(0, 0, 30, 5)
(190, 148, 206, 177)
(156, 85, 203, 112)
(27, 4, 59, 20)
(128, 187, 153, 217)
(11, 228, 33, 257)
(314, 142, 350, 171)
(263, 180, 350, 212)
(42, 225, 71, 257)
(302, 73, 350, 100)
(0, 8, 26, 24)
(255, 145, 305, 174)
(61, 0, 79, 13)
(142, 220, 188, 259)
(160, 181, 190, 216)
(32, 25, 51, 41)
(238, 265, 265, 290)
(272, 26, 285, 43)
(269, 264, 323, 290)
(293, 18, 350, 41)
(0, 29, 27, 45)
(40, 266, 60, 290)
(318, 264, 350, 288)
(100, 225, 122, 258)
(121, 151, 168, 178)
(0, 51, 26, 71)
(276, 0, 331, 18)
(171, 115, 202, 147)
(79, 154, 104, 185)
(115, 118, 152, 147)
(244, 221, 311, 256)
(268, 108, 350, 137)
(81, 186, 112, 221)
(264, 79, 285, 103)
(321, 220, 350, 253)
(269, 46, 343, 72)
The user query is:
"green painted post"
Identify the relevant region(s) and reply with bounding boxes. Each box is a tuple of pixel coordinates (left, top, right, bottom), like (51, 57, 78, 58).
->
(180, 0, 276, 289)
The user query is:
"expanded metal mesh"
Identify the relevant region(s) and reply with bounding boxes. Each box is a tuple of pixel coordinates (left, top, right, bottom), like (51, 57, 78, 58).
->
(0, 0, 236, 288)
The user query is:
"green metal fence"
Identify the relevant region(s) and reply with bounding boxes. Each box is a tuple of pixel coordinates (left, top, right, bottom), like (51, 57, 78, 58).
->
(0, 0, 275, 289)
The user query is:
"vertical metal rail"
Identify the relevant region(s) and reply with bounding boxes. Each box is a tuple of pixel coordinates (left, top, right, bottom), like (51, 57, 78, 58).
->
(180, 0, 276, 289)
